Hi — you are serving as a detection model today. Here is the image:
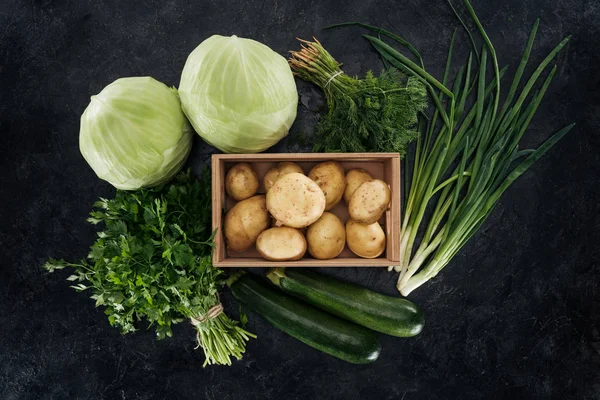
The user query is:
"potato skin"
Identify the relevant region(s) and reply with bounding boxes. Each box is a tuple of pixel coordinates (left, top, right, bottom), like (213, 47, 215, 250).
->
(256, 227, 307, 261)
(263, 162, 304, 192)
(344, 169, 373, 204)
(348, 179, 391, 225)
(224, 195, 269, 252)
(306, 212, 346, 260)
(308, 161, 346, 211)
(346, 220, 386, 259)
(266, 173, 326, 228)
(225, 163, 259, 201)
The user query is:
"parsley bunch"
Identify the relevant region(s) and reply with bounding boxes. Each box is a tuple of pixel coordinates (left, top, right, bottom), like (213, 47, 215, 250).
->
(289, 38, 427, 155)
(44, 169, 255, 366)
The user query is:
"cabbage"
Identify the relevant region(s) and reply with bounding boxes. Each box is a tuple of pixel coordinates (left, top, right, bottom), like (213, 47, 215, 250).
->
(79, 77, 193, 190)
(179, 35, 298, 153)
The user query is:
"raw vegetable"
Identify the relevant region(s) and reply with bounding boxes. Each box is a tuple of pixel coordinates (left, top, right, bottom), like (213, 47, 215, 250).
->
(266, 173, 326, 228)
(263, 162, 304, 192)
(306, 212, 346, 260)
(79, 77, 193, 190)
(289, 39, 427, 155)
(256, 227, 307, 261)
(344, 169, 373, 204)
(267, 268, 424, 337)
(308, 161, 347, 210)
(226, 163, 259, 201)
(224, 195, 270, 252)
(346, 220, 386, 259)
(348, 179, 391, 224)
(229, 272, 381, 364)
(330, 0, 574, 295)
(179, 35, 298, 153)
(44, 170, 255, 366)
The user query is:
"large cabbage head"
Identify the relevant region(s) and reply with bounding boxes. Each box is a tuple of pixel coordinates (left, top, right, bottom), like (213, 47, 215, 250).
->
(179, 35, 298, 153)
(79, 77, 192, 190)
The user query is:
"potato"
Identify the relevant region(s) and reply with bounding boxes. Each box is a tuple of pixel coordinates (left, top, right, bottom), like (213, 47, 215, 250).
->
(346, 220, 386, 259)
(264, 162, 304, 192)
(308, 161, 346, 210)
(348, 179, 391, 225)
(306, 212, 345, 260)
(224, 195, 269, 252)
(225, 163, 259, 201)
(256, 227, 307, 261)
(344, 169, 373, 204)
(266, 173, 326, 228)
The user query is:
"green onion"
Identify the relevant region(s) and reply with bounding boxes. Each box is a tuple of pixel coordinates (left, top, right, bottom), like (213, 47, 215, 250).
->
(329, 0, 574, 296)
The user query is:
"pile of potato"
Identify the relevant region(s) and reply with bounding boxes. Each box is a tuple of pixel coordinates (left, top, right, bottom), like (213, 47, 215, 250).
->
(223, 161, 391, 261)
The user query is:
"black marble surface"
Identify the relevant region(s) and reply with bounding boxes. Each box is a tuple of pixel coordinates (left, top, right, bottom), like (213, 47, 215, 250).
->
(2, 0, 599, 399)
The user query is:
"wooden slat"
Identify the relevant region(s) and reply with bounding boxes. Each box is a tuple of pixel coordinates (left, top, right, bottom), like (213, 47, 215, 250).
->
(385, 154, 401, 264)
(211, 155, 225, 264)
(214, 257, 394, 268)
(213, 152, 399, 162)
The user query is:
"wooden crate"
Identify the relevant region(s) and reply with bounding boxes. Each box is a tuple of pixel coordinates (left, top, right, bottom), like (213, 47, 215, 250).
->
(212, 153, 401, 267)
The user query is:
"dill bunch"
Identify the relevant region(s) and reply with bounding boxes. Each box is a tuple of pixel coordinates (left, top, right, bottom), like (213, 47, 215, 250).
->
(289, 38, 427, 155)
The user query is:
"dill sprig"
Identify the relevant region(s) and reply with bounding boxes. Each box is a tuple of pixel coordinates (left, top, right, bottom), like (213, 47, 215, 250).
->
(289, 38, 427, 155)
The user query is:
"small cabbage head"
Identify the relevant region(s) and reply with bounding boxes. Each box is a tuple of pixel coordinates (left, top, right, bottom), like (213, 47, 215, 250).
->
(179, 35, 298, 153)
(79, 77, 193, 190)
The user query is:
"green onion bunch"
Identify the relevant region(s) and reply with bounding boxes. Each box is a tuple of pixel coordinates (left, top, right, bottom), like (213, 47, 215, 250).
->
(333, 0, 574, 295)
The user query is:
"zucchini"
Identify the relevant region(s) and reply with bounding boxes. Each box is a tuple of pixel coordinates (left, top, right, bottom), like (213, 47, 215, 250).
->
(267, 268, 424, 337)
(228, 272, 381, 364)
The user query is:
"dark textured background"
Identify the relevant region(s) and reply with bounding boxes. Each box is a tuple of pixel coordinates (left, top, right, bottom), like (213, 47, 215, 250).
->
(1, 0, 599, 399)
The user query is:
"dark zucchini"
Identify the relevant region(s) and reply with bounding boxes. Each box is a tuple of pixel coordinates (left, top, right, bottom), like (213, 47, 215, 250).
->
(228, 272, 381, 364)
(267, 268, 424, 337)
